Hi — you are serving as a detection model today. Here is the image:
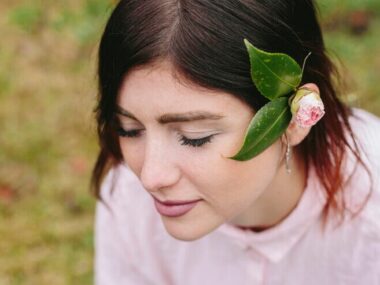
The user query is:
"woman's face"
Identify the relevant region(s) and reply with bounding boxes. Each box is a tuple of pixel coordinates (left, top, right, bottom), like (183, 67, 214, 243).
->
(117, 61, 285, 241)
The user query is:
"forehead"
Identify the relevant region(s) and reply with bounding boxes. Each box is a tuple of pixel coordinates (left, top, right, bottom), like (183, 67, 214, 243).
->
(117, 61, 250, 116)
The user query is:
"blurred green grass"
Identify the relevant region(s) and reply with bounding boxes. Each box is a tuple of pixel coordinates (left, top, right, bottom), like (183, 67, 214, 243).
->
(0, 0, 113, 284)
(0, 1, 379, 284)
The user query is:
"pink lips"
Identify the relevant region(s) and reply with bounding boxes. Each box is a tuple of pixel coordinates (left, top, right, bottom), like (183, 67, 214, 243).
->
(153, 197, 202, 217)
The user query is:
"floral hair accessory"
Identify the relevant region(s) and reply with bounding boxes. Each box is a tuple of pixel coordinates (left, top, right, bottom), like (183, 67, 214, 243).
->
(290, 88, 325, 128)
(227, 39, 324, 161)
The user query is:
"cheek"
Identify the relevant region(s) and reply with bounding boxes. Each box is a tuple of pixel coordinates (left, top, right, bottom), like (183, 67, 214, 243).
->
(119, 139, 144, 176)
(183, 141, 282, 213)
(184, 136, 281, 188)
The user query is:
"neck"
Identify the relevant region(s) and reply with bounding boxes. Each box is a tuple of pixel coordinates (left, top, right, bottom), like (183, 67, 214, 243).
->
(229, 148, 308, 231)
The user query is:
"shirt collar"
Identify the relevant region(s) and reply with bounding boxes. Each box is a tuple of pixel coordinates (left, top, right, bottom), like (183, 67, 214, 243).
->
(215, 164, 327, 263)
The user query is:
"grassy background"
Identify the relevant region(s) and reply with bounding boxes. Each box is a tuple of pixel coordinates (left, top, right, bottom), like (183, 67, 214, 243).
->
(0, 1, 113, 284)
(0, 1, 379, 284)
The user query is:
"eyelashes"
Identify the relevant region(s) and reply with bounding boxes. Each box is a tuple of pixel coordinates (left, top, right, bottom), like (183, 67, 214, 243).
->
(117, 128, 214, 148)
(117, 128, 140, 138)
(177, 133, 214, 147)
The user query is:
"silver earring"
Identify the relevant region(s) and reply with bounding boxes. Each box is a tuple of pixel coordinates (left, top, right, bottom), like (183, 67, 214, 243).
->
(285, 134, 292, 174)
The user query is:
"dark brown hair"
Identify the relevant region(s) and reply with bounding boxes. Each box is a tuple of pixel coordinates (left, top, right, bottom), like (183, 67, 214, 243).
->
(92, 0, 372, 228)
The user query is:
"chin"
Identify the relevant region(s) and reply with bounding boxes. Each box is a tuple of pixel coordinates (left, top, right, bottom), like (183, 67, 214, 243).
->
(161, 215, 222, 241)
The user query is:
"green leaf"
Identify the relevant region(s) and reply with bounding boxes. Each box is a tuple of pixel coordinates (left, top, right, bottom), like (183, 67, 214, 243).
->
(244, 38, 302, 100)
(228, 97, 292, 161)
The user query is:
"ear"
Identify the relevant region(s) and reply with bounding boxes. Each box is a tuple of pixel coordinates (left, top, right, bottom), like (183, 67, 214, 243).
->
(281, 83, 320, 146)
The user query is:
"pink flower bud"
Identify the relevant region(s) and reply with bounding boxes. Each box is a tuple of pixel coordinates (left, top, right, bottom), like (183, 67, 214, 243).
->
(290, 89, 325, 128)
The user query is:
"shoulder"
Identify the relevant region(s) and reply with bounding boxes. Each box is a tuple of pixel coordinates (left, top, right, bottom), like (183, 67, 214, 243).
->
(348, 107, 380, 158)
(343, 107, 380, 238)
(346, 107, 380, 188)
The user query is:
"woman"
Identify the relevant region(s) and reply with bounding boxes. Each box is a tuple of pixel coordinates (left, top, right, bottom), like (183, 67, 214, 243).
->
(92, 0, 380, 284)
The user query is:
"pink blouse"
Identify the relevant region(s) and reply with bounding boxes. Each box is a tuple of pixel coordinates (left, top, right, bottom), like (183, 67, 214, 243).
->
(94, 108, 380, 285)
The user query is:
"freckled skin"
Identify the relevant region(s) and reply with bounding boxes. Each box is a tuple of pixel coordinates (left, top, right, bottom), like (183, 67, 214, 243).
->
(117, 61, 307, 241)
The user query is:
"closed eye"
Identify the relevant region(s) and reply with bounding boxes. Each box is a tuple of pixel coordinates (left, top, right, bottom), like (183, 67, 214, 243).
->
(117, 128, 214, 148)
(117, 128, 141, 138)
(177, 133, 214, 147)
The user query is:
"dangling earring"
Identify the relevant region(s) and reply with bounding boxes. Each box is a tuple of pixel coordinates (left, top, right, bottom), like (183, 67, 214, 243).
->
(285, 134, 292, 174)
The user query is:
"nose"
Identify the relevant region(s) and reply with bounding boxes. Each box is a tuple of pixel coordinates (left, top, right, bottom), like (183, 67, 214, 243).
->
(139, 137, 181, 192)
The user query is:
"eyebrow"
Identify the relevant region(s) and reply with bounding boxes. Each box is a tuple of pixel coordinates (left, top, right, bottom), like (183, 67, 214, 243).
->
(116, 105, 225, 124)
